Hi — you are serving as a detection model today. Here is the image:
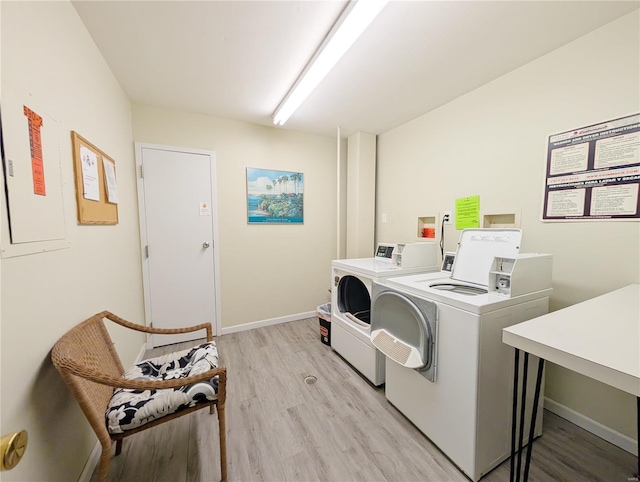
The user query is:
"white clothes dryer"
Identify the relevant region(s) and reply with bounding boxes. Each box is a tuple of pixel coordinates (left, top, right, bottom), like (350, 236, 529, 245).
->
(331, 243, 439, 386)
(370, 229, 553, 481)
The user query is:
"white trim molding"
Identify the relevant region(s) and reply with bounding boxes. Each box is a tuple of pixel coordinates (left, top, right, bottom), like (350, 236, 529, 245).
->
(221, 311, 316, 335)
(78, 443, 101, 482)
(545, 397, 638, 456)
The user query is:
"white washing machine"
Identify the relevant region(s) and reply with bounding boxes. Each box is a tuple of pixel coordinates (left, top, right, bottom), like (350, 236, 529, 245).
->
(331, 242, 439, 386)
(370, 229, 553, 481)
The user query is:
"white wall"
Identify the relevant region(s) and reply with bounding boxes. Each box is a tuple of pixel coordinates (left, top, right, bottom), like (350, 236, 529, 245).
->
(1, 2, 145, 480)
(337, 131, 348, 259)
(131, 104, 337, 329)
(346, 132, 377, 258)
(376, 12, 640, 438)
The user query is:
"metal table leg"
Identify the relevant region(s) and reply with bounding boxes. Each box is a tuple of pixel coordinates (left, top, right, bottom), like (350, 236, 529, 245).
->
(510, 349, 544, 482)
(524, 358, 545, 481)
(636, 396, 639, 480)
(516, 353, 529, 482)
(510, 349, 520, 482)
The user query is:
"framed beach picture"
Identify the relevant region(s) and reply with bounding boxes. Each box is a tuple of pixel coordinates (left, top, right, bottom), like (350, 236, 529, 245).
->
(246, 168, 304, 224)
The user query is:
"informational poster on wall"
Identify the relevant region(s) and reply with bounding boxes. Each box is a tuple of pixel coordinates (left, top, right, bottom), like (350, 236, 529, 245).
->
(542, 113, 640, 221)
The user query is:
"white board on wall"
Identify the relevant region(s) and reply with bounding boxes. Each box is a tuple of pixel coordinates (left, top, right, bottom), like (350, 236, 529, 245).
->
(1, 83, 68, 256)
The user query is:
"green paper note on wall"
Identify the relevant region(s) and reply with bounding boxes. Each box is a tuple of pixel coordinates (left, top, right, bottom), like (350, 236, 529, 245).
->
(455, 195, 480, 230)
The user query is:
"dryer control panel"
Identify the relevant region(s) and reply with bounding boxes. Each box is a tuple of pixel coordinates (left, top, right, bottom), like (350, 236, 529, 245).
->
(393, 242, 439, 269)
(375, 243, 395, 259)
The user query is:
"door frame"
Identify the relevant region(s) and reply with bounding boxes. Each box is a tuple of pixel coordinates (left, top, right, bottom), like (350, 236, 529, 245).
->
(134, 142, 222, 343)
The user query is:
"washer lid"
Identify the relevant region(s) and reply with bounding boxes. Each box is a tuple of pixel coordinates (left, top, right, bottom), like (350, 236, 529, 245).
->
(332, 257, 437, 278)
(451, 229, 522, 287)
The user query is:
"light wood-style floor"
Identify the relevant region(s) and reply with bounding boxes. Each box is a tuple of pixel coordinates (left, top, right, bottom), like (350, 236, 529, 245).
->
(92, 318, 637, 481)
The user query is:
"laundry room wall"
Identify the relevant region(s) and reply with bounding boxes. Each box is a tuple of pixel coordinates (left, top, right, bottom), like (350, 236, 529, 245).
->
(131, 105, 336, 330)
(376, 12, 639, 442)
(1, 2, 145, 481)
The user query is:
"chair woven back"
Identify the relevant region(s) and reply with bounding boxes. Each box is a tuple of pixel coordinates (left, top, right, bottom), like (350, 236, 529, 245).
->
(51, 311, 125, 443)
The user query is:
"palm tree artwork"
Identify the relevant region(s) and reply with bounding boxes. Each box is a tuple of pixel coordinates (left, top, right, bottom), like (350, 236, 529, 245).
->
(246, 168, 304, 224)
(289, 173, 302, 195)
(281, 175, 289, 193)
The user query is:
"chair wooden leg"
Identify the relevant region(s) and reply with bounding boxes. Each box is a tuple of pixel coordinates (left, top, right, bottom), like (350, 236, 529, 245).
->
(115, 439, 123, 456)
(97, 445, 111, 482)
(218, 404, 227, 482)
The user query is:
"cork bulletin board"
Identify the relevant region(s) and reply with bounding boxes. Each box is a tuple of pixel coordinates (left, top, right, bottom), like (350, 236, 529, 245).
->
(71, 131, 118, 224)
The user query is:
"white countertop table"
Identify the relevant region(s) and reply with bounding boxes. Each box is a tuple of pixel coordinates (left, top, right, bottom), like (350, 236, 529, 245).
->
(502, 284, 640, 481)
(503, 284, 640, 396)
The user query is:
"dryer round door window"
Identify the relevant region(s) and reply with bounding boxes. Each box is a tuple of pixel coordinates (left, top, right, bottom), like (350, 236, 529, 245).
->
(337, 275, 371, 325)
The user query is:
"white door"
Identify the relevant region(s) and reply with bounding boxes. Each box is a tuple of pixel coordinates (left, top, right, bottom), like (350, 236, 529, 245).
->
(136, 144, 220, 347)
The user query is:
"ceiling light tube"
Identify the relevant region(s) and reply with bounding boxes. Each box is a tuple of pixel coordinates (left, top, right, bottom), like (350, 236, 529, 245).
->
(272, 0, 388, 126)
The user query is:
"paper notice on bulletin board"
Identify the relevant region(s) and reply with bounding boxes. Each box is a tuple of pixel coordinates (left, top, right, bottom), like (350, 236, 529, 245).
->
(102, 158, 119, 204)
(455, 195, 480, 230)
(543, 113, 640, 221)
(80, 146, 100, 201)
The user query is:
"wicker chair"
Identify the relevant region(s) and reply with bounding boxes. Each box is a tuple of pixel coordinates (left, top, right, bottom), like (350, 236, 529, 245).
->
(51, 311, 227, 482)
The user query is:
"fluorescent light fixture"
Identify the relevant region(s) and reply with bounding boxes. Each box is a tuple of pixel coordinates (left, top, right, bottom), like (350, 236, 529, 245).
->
(272, 0, 388, 126)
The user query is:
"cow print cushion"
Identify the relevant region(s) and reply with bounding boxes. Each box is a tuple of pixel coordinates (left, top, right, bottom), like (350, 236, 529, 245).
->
(106, 342, 219, 434)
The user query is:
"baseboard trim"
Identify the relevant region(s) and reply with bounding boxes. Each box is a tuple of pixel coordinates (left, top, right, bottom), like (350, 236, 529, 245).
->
(544, 397, 638, 456)
(221, 311, 316, 335)
(78, 443, 101, 482)
(135, 342, 148, 362)
(77, 342, 148, 482)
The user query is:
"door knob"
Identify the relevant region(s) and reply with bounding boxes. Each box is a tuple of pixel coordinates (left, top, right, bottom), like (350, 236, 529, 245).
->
(1, 430, 27, 470)
(202, 242, 210, 249)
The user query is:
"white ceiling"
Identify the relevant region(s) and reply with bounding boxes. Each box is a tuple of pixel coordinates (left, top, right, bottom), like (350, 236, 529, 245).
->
(72, 1, 639, 138)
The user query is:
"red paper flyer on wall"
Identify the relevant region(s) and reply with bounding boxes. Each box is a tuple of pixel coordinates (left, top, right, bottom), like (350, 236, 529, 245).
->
(23, 105, 46, 196)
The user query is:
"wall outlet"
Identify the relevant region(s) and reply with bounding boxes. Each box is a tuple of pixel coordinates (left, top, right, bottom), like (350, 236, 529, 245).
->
(443, 211, 452, 224)
(381, 213, 387, 223)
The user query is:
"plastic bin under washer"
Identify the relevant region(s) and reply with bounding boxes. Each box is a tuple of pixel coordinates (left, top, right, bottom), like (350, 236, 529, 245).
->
(317, 303, 331, 346)
(370, 282, 438, 381)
